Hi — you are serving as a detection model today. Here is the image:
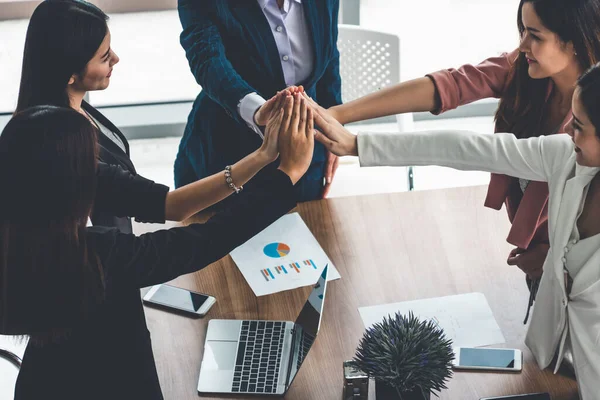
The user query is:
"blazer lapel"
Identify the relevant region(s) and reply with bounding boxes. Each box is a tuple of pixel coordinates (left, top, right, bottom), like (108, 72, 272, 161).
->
(82, 101, 130, 156)
(300, 0, 323, 87)
(553, 167, 597, 283)
(230, 0, 285, 87)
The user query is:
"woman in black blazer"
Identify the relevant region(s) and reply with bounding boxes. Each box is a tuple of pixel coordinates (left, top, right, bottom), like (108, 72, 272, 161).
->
(17, 0, 292, 233)
(1, 99, 314, 399)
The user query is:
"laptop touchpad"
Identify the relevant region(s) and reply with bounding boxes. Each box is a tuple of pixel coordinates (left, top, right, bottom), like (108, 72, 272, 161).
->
(203, 341, 237, 371)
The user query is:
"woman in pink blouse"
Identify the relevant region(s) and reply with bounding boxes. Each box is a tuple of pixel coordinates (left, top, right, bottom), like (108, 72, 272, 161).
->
(324, 0, 600, 288)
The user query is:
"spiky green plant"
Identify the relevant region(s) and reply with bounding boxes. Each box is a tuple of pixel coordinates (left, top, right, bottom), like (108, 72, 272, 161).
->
(351, 312, 454, 398)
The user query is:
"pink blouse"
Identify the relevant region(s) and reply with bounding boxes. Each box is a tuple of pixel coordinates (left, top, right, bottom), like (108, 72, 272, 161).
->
(427, 50, 573, 249)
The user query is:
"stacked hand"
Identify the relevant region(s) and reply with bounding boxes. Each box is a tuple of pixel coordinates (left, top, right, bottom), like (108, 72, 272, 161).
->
(258, 87, 347, 198)
(302, 93, 358, 158)
(262, 93, 314, 185)
(255, 86, 305, 126)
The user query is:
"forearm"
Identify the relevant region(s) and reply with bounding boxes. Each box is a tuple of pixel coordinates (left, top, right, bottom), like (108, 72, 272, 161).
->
(164, 150, 272, 221)
(331, 77, 438, 124)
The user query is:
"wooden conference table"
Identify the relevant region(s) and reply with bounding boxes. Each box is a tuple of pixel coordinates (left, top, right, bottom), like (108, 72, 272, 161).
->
(139, 185, 579, 400)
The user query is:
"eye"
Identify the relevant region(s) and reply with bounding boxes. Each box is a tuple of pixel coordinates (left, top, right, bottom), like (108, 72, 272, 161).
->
(530, 34, 541, 41)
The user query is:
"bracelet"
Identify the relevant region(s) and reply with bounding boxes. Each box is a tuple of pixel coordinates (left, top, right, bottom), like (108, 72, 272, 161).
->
(225, 165, 243, 194)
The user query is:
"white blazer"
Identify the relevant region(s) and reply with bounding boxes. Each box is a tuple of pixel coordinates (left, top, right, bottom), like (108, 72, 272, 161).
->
(357, 130, 600, 399)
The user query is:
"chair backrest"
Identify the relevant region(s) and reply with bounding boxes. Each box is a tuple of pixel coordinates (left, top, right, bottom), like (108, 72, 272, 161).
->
(0, 353, 20, 400)
(337, 24, 400, 104)
(0, 336, 25, 400)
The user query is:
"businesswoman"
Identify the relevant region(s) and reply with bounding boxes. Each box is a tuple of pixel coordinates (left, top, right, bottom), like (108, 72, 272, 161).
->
(17, 0, 293, 233)
(174, 0, 343, 199)
(311, 62, 600, 399)
(320, 0, 600, 284)
(0, 96, 314, 399)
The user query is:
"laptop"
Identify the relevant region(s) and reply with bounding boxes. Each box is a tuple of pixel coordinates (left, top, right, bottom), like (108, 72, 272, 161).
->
(197, 265, 329, 396)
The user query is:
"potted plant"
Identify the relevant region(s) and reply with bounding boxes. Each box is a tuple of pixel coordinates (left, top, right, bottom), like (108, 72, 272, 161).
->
(350, 312, 454, 400)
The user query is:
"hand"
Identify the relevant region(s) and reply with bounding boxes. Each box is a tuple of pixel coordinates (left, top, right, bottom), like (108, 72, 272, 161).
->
(507, 243, 549, 280)
(277, 94, 314, 185)
(254, 86, 304, 126)
(303, 93, 358, 157)
(258, 92, 292, 162)
(321, 150, 339, 198)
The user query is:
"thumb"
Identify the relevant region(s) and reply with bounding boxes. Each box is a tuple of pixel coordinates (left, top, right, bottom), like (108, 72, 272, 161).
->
(325, 152, 334, 183)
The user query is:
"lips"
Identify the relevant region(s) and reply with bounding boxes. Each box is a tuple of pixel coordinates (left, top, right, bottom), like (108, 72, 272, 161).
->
(526, 57, 537, 64)
(107, 69, 112, 78)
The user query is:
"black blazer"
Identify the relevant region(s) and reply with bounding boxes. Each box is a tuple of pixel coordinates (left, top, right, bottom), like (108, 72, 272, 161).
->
(82, 101, 169, 233)
(14, 169, 297, 400)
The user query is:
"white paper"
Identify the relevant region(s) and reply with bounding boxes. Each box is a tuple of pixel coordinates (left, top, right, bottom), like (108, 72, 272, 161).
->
(230, 213, 341, 296)
(358, 293, 505, 348)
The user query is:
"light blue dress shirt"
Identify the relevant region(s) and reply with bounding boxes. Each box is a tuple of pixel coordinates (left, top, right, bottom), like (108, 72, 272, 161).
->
(238, 0, 315, 137)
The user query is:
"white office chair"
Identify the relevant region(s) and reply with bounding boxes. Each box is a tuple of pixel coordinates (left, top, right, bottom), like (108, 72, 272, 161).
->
(337, 24, 413, 132)
(0, 349, 21, 400)
(327, 25, 413, 197)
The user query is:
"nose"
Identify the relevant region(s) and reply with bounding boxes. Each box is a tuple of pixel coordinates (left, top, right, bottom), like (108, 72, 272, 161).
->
(519, 33, 530, 53)
(111, 51, 120, 66)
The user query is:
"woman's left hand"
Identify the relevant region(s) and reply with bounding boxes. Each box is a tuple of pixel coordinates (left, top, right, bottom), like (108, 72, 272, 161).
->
(507, 243, 549, 279)
(258, 92, 292, 162)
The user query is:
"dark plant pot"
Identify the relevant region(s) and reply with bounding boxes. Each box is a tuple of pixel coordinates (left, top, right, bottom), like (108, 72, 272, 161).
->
(375, 381, 431, 400)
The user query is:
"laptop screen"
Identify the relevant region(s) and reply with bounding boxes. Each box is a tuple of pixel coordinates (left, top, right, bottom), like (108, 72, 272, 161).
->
(285, 265, 328, 388)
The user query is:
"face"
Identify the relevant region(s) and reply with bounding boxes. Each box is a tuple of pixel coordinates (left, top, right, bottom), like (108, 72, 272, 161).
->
(69, 30, 119, 92)
(569, 87, 600, 167)
(518, 2, 577, 80)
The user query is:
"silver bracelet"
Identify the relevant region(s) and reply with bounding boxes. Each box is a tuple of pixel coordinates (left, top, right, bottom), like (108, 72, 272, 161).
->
(225, 165, 243, 194)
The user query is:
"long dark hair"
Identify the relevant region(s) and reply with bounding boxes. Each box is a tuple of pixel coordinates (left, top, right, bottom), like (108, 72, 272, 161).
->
(495, 0, 600, 138)
(16, 0, 109, 112)
(0, 106, 103, 345)
(577, 63, 600, 138)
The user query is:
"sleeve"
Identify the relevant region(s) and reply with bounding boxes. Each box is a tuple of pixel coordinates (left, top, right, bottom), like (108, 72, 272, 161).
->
(178, 0, 257, 124)
(94, 162, 169, 224)
(238, 92, 267, 138)
(93, 169, 297, 289)
(315, 0, 342, 109)
(357, 129, 573, 183)
(426, 49, 519, 115)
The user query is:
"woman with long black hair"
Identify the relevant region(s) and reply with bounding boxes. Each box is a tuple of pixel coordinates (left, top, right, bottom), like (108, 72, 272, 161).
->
(16, 0, 292, 232)
(1, 94, 314, 399)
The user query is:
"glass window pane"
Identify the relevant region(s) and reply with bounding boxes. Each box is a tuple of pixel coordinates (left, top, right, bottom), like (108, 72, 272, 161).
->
(0, 18, 27, 113)
(360, 0, 520, 80)
(90, 10, 200, 106)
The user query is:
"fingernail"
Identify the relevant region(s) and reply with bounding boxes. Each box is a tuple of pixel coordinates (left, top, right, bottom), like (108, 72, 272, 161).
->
(327, 177, 332, 184)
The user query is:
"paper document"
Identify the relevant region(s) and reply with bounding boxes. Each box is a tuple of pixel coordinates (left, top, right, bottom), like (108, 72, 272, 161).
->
(358, 293, 505, 348)
(230, 213, 340, 296)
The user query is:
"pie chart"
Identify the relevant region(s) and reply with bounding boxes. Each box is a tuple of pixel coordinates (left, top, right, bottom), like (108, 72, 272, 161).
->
(263, 242, 291, 258)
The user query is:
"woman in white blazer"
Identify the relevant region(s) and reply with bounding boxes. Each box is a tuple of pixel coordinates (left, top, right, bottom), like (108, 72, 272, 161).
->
(308, 64, 600, 399)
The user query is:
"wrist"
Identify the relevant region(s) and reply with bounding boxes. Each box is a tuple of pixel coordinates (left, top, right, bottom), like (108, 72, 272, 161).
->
(252, 149, 274, 167)
(277, 165, 302, 185)
(253, 107, 264, 127)
(348, 135, 359, 157)
(329, 105, 344, 124)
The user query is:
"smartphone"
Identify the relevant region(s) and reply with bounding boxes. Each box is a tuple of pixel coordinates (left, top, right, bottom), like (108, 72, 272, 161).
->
(452, 347, 522, 372)
(143, 284, 216, 317)
(480, 394, 550, 400)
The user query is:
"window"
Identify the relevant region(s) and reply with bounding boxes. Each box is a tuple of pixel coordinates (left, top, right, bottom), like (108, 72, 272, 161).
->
(359, 0, 520, 81)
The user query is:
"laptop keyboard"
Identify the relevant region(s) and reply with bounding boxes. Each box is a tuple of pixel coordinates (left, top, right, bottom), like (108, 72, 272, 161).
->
(232, 321, 285, 394)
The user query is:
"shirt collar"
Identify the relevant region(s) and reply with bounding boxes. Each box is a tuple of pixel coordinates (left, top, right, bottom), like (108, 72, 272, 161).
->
(258, 0, 302, 12)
